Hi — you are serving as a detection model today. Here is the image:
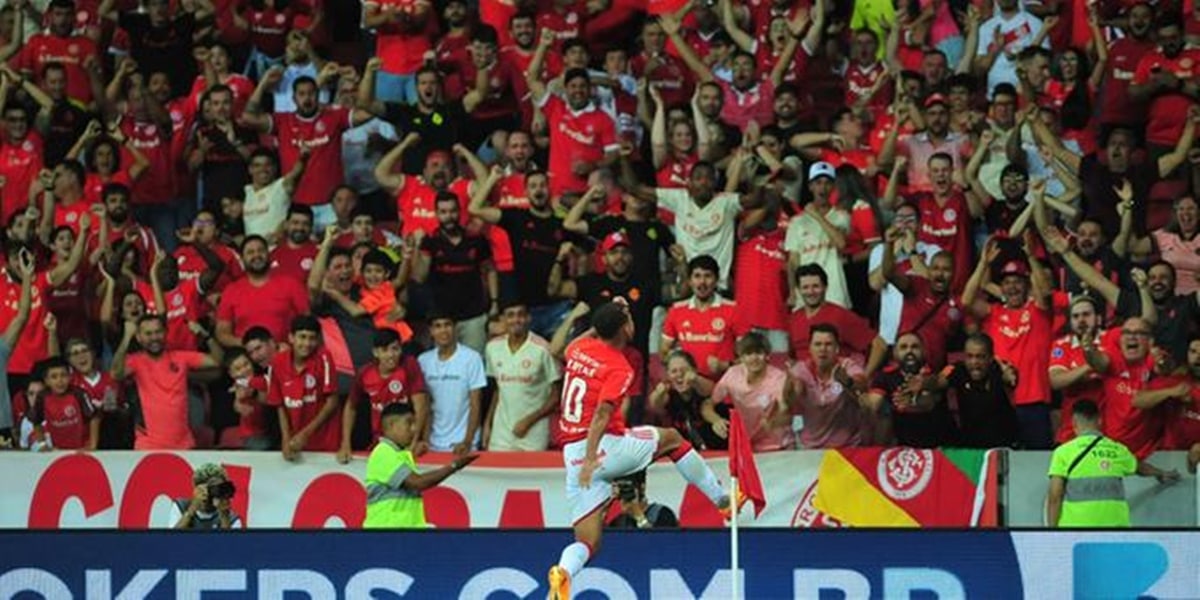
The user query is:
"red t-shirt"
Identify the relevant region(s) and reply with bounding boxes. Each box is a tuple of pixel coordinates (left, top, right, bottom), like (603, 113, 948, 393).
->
(46, 261, 90, 342)
(246, 5, 294, 57)
(789, 302, 876, 362)
(267, 347, 340, 451)
(536, 1, 587, 47)
(82, 171, 133, 208)
(1158, 375, 1200, 450)
(663, 296, 746, 378)
(13, 33, 97, 103)
(1100, 37, 1154, 126)
(734, 228, 788, 332)
(53, 199, 98, 234)
(718, 78, 775, 132)
(126, 350, 208, 449)
(1099, 350, 1163, 459)
(0, 134, 44, 224)
(271, 107, 351, 206)
(235, 374, 269, 439)
(984, 299, 1054, 406)
(31, 389, 94, 449)
(121, 118, 175, 205)
(897, 276, 964, 370)
(72, 370, 124, 412)
(349, 358, 427, 438)
(174, 243, 242, 293)
(270, 241, 319, 285)
(911, 190, 972, 292)
(1048, 328, 1120, 443)
(216, 274, 310, 341)
(631, 52, 693, 108)
(1132, 48, 1200, 146)
(558, 336, 634, 444)
(656, 154, 696, 189)
(0, 270, 51, 375)
(142, 278, 205, 351)
(538, 95, 619, 196)
(371, 0, 436, 75)
(395, 175, 440, 235)
(845, 61, 889, 117)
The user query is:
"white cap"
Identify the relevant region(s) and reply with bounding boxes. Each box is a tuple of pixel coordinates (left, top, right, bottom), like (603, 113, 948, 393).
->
(808, 161, 836, 181)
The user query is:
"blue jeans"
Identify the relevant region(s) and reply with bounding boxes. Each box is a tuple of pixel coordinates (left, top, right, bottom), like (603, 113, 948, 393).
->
(133, 203, 182, 254)
(529, 301, 572, 340)
(374, 71, 417, 104)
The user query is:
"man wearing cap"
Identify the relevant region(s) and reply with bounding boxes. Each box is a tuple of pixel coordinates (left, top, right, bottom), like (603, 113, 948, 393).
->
(880, 93, 972, 193)
(962, 238, 1055, 449)
(168, 463, 242, 529)
(785, 162, 853, 309)
(551, 231, 655, 356)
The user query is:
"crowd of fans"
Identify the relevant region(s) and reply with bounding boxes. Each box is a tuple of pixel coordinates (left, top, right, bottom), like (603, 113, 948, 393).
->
(1, 0, 1199, 472)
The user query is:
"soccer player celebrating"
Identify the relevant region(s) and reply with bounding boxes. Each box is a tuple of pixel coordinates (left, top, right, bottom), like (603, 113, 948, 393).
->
(548, 301, 740, 599)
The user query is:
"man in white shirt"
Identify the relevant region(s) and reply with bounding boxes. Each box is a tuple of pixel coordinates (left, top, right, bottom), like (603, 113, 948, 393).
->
(484, 301, 561, 451)
(784, 162, 852, 308)
(867, 202, 941, 344)
(420, 312, 486, 453)
(242, 147, 308, 238)
(974, 0, 1046, 96)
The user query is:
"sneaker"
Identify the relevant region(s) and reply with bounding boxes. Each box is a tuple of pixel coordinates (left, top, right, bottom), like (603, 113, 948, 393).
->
(548, 565, 571, 600)
(718, 488, 748, 522)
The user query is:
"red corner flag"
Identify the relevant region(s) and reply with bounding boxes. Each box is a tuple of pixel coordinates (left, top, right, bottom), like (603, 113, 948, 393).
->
(728, 407, 766, 517)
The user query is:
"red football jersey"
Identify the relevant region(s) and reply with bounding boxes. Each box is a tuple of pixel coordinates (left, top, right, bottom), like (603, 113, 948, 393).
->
(559, 337, 634, 444)
(272, 107, 351, 206)
(1099, 351, 1163, 459)
(31, 389, 95, 449)
(350, 358, 427, 437)
(267, 348, 340, 451)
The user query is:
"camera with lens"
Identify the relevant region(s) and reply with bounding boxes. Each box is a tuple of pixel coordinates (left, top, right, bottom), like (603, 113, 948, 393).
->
(207, 480, 236, 501)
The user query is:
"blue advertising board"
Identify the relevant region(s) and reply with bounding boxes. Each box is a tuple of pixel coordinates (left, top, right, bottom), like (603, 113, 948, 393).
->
(0, 530, 1026, 599)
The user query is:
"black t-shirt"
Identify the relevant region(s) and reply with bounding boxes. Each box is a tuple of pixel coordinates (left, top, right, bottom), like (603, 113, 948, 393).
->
(314, 285, 374, 395)
(577, 272, 655, 354)
(587, 216, 674, 302)
(1118, 288, 1200, 364)
(947, 363, 1018, 449)
(44, 101, 91, 166)
(420, 230, 492, 320)
(1054, 248, 1128, 317)
(499, 208, 568, 307)
(118, 12, 199, 97)
(384, 102, 466, 174)
(194, 123, 257, 206)
(607, 503, 679, 528)
(872, 365, 958, 448)
(1079, 153, 1150, 238)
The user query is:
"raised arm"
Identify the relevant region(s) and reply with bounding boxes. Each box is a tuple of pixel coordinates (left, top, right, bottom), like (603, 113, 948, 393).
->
(661, 14, 713, 83)
(241, 67, 282, 133)
(468, 165, 504, 224)
(373, 133, 419, 194)
(48, 214, 91, 287)
(718, 0, 755, 52)
(650, 85, 669, 169)
(525, 28, 556, 103)
(1041, 224, 1122, 308)
(963, 130, 993, 219)
(358, 57, 387, 116)
(281, 145, 311, 196)
(109, 320, 136, 381)
(2, 249, 36, 348)
(962, 239, 1000, 318)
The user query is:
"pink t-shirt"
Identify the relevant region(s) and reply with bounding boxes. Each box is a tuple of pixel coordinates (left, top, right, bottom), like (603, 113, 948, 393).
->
(126, 351, 207, 450)
(714, 364, 794, 452)
(791, 358, 866, 449)
(1154, 229, 1200, 296)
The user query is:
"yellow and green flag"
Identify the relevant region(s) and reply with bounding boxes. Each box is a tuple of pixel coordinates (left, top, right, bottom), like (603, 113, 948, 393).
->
(813, 448, 994, 527)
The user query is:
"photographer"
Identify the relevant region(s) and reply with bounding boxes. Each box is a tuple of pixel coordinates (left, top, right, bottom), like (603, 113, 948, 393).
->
(169, 463, 243, 529)
(606, 470, 678, 529)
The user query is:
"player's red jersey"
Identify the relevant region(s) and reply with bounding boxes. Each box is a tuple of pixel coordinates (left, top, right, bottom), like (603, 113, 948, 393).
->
(558, 336, 634, 444)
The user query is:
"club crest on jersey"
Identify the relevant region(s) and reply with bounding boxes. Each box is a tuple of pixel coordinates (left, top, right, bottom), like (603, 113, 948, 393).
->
(388, 381, 403, 394)
(712, 318, 726, 331)
(304, 374, 316, 388)
(943, 208, 956, 221)
(1052, 346, 1064, 359)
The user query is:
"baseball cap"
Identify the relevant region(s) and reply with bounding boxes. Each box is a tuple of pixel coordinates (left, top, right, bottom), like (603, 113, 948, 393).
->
(999, 260, 1030, 278)
(808, 161, 836, 182)
(923, 93, 948, 109)
(600, 231, 630, 252)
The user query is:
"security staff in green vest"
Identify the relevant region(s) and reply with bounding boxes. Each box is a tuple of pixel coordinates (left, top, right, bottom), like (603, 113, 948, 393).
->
(1046, 400, 1178, 527)
(364, 403, 478, 528)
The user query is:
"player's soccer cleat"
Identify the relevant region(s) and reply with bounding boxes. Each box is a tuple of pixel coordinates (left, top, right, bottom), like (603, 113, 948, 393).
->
(718, 488, 748, 522)
(548, 565, 571, 600)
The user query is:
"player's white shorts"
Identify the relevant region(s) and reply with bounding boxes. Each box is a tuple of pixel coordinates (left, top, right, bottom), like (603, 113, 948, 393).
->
(562, 427, 660, 524)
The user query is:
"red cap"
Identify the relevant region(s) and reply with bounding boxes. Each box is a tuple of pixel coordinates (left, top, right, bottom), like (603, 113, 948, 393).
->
(600, 231, 630, 252)
(999, 260, 1030, 277)
(924, 93, 948, 108)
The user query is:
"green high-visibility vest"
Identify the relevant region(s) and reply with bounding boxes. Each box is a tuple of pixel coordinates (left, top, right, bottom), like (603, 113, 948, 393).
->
(1048, 433, 1138, 527)
(363, 439, 427, 528)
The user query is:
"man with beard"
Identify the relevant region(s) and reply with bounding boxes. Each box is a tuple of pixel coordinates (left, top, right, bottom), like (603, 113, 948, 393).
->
(1143, 337, 1200, 471)
(471, 168, 574, 337)
(111, 314, 223, 450)
(788, 264, 876, 367)
(244, 69, 374, 228)
(215, 235, 310, 345)
(270, 205, 320, 284)
(1049, 297, 1110, 444)
(242, 147, 309, 239)
(881, 94, 973, 194)
(963, 239, 1055, 449)
(1084, 317, 1181, 472)
(661, 255, 747, 380)
(1129, 15, 1200, 160)
(91, 184, 160, 274)
(268, 316, 341, 462)
(865, 332, 957, 448)
(1100, 2, 1155, 131)
(376, 133, 484, 236)
(361, 59, 467, 175)
(885, 152, 977, 292)
(186, 85, 259, 208)
(552, 232, 655, 357)
(413, 193, 497, 353)
(880, 229, 963, 370)
(1052, 218, 1132, 316)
